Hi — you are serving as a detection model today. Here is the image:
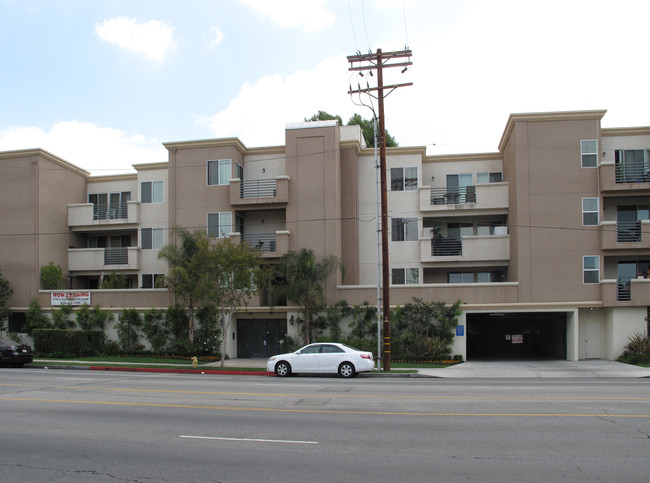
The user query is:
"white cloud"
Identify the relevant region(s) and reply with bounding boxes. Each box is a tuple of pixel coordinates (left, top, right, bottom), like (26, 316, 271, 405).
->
(208, 26, 224, 49)
(241, 0, 335, 31)
(94, 17, 177, 61)
(0, 121, 167, 174)
(200, 56, 361, 147)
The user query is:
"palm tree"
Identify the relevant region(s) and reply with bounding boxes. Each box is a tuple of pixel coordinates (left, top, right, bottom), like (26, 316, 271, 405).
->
(271, 249, 343, 345)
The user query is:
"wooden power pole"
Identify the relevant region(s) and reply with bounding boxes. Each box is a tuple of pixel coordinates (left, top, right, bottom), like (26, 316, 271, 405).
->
(347, 49, 412, 371)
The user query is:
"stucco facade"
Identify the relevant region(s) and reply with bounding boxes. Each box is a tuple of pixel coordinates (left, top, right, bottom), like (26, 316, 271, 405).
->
(1, 111, 649, 361)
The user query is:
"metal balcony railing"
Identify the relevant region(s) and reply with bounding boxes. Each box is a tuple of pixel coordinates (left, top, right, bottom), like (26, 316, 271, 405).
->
(432, 236, 462, 256)
(615, 164, 650, 183)
(430, 186, 476, 205)
(242, 233, 277, 252)
(93, 203, 128, 220)
(617, 280, 631, 301)
(104, 247, 128, 265)
(616, 221, 641, 242)
(240, 179, 277, 199)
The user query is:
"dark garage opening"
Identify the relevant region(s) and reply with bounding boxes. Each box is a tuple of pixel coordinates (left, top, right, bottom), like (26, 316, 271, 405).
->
(466, 312, 566, 360)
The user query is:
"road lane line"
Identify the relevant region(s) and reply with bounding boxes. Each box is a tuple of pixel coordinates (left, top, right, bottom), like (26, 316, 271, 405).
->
(180, 435, 318, 444)
(1, 397, 649, 418)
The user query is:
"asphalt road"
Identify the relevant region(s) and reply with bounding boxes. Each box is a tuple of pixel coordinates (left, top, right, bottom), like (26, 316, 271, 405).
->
(1, 368, 649, 482)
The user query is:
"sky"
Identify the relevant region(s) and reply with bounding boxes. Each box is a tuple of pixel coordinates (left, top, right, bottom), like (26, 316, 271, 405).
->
(1, 0, 649, 174)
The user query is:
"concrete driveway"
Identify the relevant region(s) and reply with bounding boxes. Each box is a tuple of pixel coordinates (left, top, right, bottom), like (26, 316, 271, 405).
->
(418, 360, 650, 378)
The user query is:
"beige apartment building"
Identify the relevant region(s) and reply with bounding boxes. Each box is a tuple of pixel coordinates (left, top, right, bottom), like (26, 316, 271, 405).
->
(1, 109, 648, 361)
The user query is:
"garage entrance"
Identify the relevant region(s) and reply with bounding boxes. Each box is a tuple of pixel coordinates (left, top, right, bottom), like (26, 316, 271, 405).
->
(466, 312, 566, 360)
(236, 319, 286, 358)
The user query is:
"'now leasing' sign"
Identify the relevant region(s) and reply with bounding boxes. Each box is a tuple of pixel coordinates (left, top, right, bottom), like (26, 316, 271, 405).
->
(51, 291, 91, 306)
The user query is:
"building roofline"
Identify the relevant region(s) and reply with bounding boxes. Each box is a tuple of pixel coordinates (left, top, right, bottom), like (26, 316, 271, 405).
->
(424, 152, 502, 163)
(498, 109, 607, 152)
(132, 161, 169, 171)
(163, 137, 249, 154)
(0, 148, 91, 177)
(359, 145, 427, 157)
(602, 126, 650, 137)
(87, 173, 138, 183)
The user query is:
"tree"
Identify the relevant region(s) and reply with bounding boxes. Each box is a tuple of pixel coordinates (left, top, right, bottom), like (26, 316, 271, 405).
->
(270, 249, 343, 345)
(158, 228, 215, 341)
(40, 261, 64, 289)
(210, 237, 267, 367)
(347, 113, 398, 148)
(0, 268, 12, 334)
(25, 298, 52, 334)
(305, 111, 397, 148)
(305, 111, 343, 126)
(116, 308, 143, 353)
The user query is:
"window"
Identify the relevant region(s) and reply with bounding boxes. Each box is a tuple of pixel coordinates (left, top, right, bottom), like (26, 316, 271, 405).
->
(583, 256, 599, 284)
(207, 159, 232, 185)
(207, 212, 232, 238)
(142, 274, 164, 288)
(141, 228, 164, 250)
(392, 268, 419, 285)
(581, 140, 598, 168)
(582, 198, 599, 226)
(141, 181, 163, 203)
(477, 172, 503, 183)
(615, 149, 649, 183)
(391, 167, 418, 191)
(448, 272, 474, 283)
(391, 217, 418, 241)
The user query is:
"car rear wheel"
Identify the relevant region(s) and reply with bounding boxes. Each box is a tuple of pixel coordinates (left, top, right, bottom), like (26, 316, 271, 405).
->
(338, 362, 355, 378)
(275, 361, 291, 377)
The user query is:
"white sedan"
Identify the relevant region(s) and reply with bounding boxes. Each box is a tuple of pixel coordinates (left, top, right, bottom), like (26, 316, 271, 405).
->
(267, 342, 375, 378)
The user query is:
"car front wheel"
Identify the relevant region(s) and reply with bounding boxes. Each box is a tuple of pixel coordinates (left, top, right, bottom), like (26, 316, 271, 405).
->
(338, 362, 355, 378)
(275, 361, 291, 377)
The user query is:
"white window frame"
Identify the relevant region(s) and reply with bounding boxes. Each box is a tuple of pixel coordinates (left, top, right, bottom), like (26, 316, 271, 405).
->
(583, 255, 600, 284)
(477, 172, 503, 184)
(141, 181, 163, 203)
(390, 167, 418, 191)
(207, 212, 232, 238)
(207, 159, 232, 186)
(582, 197, 599, 226)
(391, 217, 418, 242)
(141, 273, 164, 288)
(581, 140, 598, 168)
(392, 268, 419, 285)
(141, 227, 164, 250)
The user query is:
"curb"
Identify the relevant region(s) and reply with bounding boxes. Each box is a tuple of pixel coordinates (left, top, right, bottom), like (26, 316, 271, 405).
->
(26, 364, 422, 377)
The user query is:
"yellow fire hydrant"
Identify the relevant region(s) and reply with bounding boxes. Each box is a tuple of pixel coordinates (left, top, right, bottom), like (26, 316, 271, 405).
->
(192, 356, 198, 369)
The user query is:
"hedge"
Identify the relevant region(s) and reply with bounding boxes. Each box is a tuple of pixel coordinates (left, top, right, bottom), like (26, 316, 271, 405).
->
(32, 329, 105, 357)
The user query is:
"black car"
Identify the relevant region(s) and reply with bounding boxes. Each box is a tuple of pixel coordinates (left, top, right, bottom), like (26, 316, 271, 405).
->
(0, 337, 33, 367)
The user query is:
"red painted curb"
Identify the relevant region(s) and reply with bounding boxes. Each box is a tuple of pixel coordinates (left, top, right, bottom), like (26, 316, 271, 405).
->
(89, 366, 273, 376)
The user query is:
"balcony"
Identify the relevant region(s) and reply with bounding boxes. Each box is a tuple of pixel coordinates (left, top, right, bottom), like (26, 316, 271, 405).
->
(600, 220, 650, 250)
(68, 201, 140, 229)
(68, 247, 140, 272)
(601, 278, 650, 306)
(420, 234, 510, 263)
(599, 163, 650, 193)
(420, 182, 508, 214)
(229, 176, 289, 208)
(230, 231, 290, 258)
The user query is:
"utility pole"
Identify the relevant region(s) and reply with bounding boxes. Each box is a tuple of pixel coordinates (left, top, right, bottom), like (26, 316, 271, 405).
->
(348, 49, 412, 371)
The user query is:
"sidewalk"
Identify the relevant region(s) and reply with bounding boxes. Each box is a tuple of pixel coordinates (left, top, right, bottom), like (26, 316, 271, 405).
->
(31, 358, 650, 378)
(417, 360, 650, 378)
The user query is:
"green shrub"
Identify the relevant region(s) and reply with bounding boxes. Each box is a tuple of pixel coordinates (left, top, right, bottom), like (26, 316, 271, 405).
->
(32, 329, 105, 357)
(40, 261, 64, 290)
(116, 308, 143, 352)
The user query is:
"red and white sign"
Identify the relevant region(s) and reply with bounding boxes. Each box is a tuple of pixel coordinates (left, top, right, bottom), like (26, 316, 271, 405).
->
(511, 334, 523, 344)
(51, 291, 91, 306)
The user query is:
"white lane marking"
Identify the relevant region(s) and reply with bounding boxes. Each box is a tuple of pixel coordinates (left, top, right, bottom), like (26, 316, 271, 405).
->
(180, 435, 318, 445)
